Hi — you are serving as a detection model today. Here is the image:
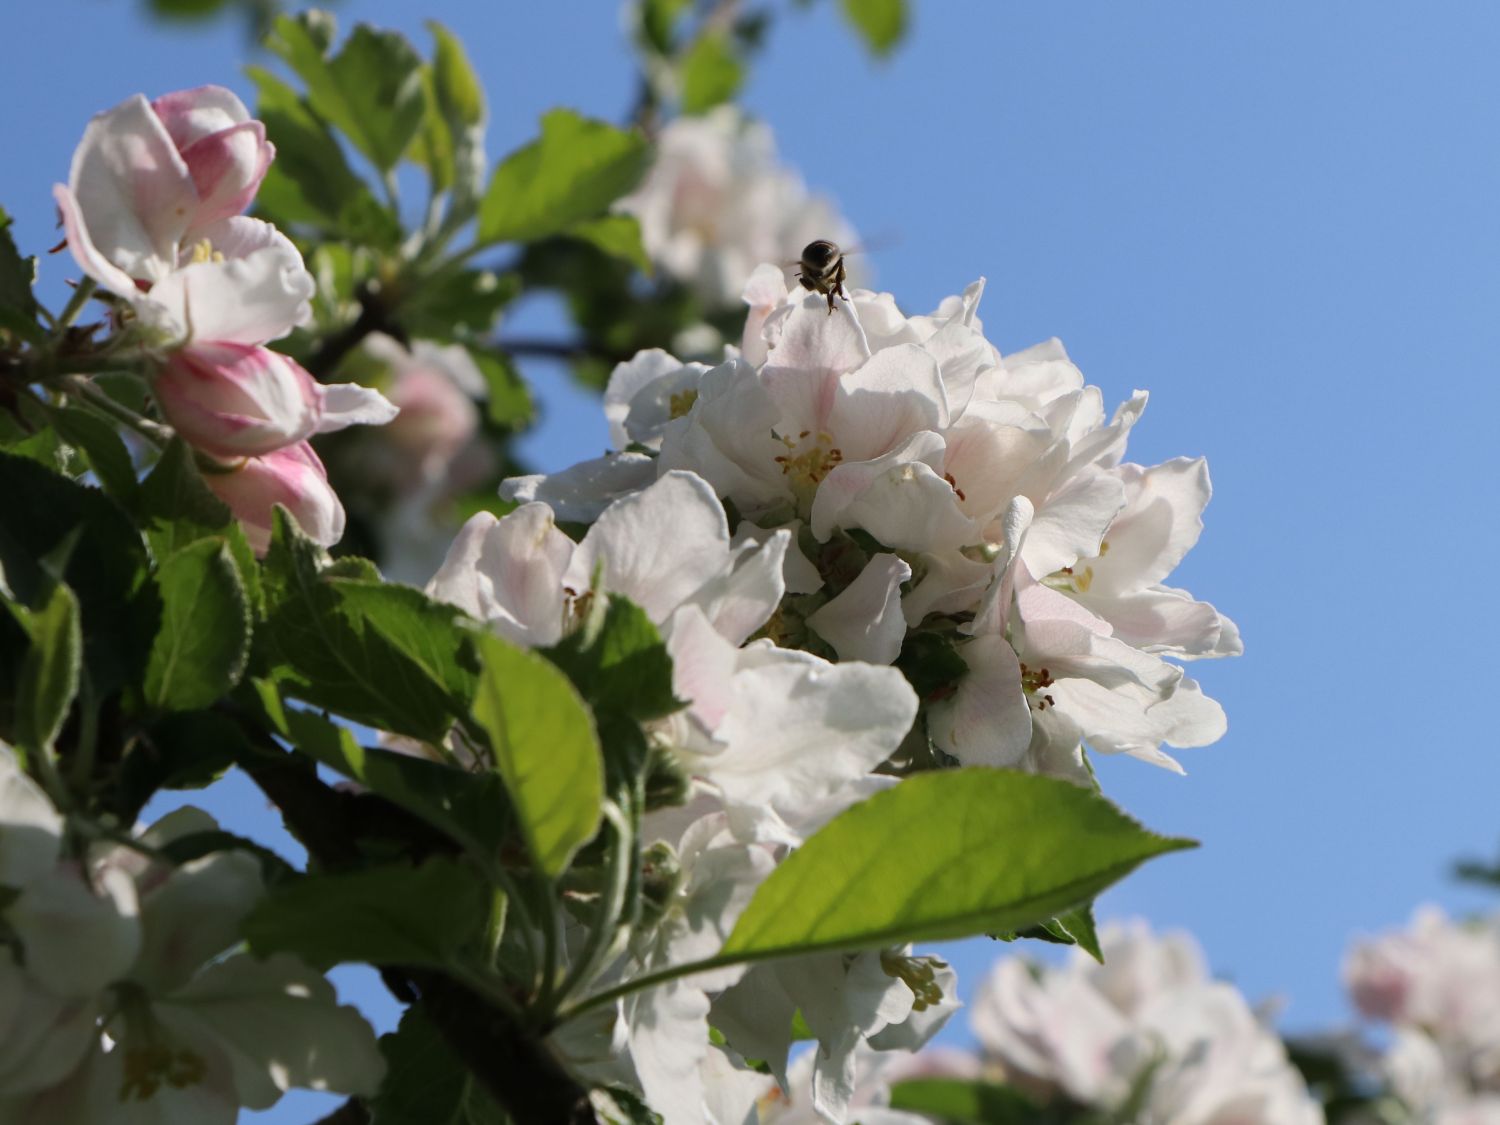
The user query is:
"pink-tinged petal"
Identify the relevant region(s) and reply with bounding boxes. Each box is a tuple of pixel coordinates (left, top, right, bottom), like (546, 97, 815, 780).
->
(150, 85, 251, 148)
(928, 635, 1033, 767)
(203, 442, 344, 554)
(1079, 585, 1236, 659)
(314, 381, 400, 433)
(565, 471, 733, 625)
(426, 506, 573, 647)
(154, 343, 320, 459)
(807, 553, 910, 665)
(0, 963, 101, 1098)
(740, 262, 789, 365)
(830, 343, 948, 462)
(51, 184, 141, 299)
(502, 452, 658, 523)
(180, 121, 272, 231)
(147, 221, 312, 345)
(665, 605, 740, 733)
(65, 93, 197, 284)
(942, 416, 1049, 525)
(762, 291, 873, 431)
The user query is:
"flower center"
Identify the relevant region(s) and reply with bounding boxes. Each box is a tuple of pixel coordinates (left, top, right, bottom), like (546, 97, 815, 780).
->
(186, 238, 225, 265)
(880, 950, 949, 1012)
(773, 429, 843, 513)
(668, 389, 698, 419)
(1019, 661, 1056, 711)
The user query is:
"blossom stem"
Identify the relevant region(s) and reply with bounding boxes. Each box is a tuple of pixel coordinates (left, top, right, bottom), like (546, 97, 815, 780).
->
(54, 278, 97, 331)
(59, 374, 170, 447)
(552, 800, 633, 1012)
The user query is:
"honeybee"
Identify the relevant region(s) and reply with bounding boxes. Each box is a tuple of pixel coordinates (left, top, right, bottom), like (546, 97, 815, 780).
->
(796, 239, 849, 315)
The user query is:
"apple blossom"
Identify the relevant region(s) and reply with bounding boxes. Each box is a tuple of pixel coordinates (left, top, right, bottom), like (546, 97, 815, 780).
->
(202, 440, 346, 553)
(969, 919, 1323, 1124)
(616, 107, 859, 308)
(54, 87, 312, 348)
(508, 268, 1237, 781)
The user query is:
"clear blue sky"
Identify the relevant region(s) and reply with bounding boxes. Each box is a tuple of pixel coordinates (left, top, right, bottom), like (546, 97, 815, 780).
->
(5, 2, 1500, 1120)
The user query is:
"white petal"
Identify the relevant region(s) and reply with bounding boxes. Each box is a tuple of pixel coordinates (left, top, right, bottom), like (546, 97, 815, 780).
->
(1021, 470, 1126, 578)
(0, 748, 63, 889)
(428, 506, 573, 647)
(565, 471, 733, 625)
(812, 432, 977, 552)
(132, 851, 263, 994)
(928, 635, 1033, 768)
(0, 961, 101, 1097)
(9, 864, 140, 997)
(830, 343, 949, 461)
(145, 226, 313, 345)
(159, 952, 385, 1110)
(807, 553, 911, 665)
(501, 452, 657, 523)
(626, 981, 712, 1125)
(314, 382, 400, 433)
(684, 529, 788, 647)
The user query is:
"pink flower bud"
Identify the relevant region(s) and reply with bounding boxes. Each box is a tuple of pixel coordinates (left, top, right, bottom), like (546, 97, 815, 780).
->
(204, 442, 345, 555)
(154, 342, 320, 460)
(150, 86, 273, 232)
(384, 363, 481, 479)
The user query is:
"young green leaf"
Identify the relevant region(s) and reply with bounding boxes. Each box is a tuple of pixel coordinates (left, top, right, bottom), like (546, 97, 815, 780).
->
(268, 15, 427, 173)
(469, 349, 534, 431)
(679, 32, 744, 114)
(719, 769, 1194, 962)
(46, 406, 138, 504)
(428, 20, 485, 128)
(478, 110, 651, 246)
(839, 0, 908, 57)
(144, 538, 250, 712)
(372, 1008, 506, 1125)
(542, 594, 679, 723)
(0, 206, 42, 346)
(567, 215, 653, 275)
(471, 632, 603, 878)
(14, 582, 81, 754)
(243, 859, 489, 969)
(260, 513, 474, 740)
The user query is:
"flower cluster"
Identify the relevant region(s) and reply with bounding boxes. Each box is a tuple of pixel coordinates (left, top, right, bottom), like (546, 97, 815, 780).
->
(964, 920, 1324, 1123)
(617, 107, 859, 309)
(54, 86, 398, 551)
(1345, 907, 1500, 1123)
(0, 747, 383, 1122)
(508, 269, 1239, 782)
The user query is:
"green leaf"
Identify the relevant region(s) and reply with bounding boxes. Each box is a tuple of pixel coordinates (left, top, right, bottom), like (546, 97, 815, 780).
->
(839, 0, 908, 57)
(246, 66, 400, 247)
(471, 349, 534, 431)
(372, 1008, 506, 1125)
(400, 269, 519, 343)
(719, 770, 1195, 962)
(244, 859, 488, 969)
(115, 708, 248, 821)
(888, 1078, 1060, 1124)
(0, 207, 42, 346)
(1053, 902, 1102, 962)
(46, 406, 138, 503)
(138, 439, 261, 616)
(143, 539, 250, 712)
(679, 32, 744, 114)
(428, 20, 485, 128)
(543, 595, 678, 723)
(267, 15, 427, 173)
(471, 632, 602, 878)
(275, 704, 511, 858)
(0, 452, 150, 696)
(641, 0, 692, 53)
(568, 215, 652, 275)
(260, 513, 475, 741)
(14, 582, 81, 754)
(478, 109, 650, 246)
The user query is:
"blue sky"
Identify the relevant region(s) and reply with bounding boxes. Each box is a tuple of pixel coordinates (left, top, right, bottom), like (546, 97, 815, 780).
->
(6, 2, 1500, 1120)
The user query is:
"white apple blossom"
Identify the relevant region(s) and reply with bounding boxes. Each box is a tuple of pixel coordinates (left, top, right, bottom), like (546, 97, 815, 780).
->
(430, 470, 918, 840)
(506, 268, 1237, 781)
(1346, 907, 1500, 1119)
(968, 919, 1323, 1124)
(0, 752, 383, 1123)
(616, 107, 858, 308)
